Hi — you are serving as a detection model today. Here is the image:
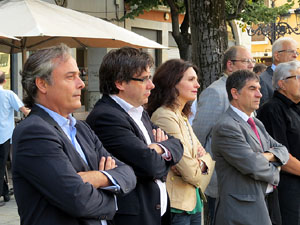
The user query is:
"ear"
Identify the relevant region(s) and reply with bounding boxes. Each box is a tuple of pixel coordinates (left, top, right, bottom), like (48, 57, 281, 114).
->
(35, 77, 48, 94)
(273, 51, 280, 63)
(231, 88, 239, 100)
(226, 60, 234, 73)
(278, 80, 285, 90)
(115, 80, 125, 91)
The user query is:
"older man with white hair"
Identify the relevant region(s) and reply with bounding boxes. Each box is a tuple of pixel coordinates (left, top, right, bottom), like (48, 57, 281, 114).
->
(257, 60, 300, 225)
(260, 37, 298, 106)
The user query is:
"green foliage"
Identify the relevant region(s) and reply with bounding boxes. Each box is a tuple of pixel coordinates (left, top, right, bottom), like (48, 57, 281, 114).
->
(123, 0, 296, 25)
(122, 0, 185, 20)
(237, 0, 294, 25)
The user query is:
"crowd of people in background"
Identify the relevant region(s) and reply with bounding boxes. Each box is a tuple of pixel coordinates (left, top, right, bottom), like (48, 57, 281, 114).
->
(0, 36, 300, 225)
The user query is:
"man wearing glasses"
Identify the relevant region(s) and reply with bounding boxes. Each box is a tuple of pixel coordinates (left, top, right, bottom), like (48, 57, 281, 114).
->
(86, 47, 183, 225)
(257, 61, 300, 225)
(260, 37, 298, 106)
(192, 45, 254, 225)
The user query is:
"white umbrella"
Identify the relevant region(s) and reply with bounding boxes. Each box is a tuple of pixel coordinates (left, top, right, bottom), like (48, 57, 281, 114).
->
(0, 0, 165, 61)
(0, 31, 19, 53)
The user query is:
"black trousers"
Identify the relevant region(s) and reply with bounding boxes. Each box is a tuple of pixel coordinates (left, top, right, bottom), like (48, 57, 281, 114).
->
(265, 188, 282, 225)
(0, 139, 10, 196)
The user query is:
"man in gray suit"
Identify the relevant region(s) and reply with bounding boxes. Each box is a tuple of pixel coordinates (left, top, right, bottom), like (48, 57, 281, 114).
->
(211, 70, 289, 225)
(260, 37, 298, 106)
(192, 45, 254, 223)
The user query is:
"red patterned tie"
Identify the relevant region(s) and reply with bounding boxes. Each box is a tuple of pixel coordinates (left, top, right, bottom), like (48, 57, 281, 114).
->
(247, 117, 262, 147)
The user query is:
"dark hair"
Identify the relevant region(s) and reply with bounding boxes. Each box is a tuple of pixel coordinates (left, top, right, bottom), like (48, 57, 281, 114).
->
(20, 44, 71, 108)
(0, 71, 5, 84)
(226, 70, 259, 101)
(99, 47, 154, 95)
(253, 63, 267, 74)
(146, 59, 198, 117)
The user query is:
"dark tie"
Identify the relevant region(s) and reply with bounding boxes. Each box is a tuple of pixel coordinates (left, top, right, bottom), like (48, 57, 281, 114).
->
(247, 117, 262, 147)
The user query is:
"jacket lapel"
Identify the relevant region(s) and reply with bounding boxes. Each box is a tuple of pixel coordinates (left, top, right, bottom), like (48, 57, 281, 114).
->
(228, 107, 262, 149)
(31, 105, 91, 171)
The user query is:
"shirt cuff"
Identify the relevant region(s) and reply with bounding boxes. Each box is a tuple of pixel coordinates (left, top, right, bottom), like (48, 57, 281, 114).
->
(157, 143, 172, 161)
(100, 171, 120, 192)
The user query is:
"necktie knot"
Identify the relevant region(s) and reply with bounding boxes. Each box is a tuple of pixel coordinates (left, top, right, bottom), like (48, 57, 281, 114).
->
(247, 117, 256, 129)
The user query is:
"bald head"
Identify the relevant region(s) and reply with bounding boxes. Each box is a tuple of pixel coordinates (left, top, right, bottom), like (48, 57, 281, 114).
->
(223, 46, 254, 75)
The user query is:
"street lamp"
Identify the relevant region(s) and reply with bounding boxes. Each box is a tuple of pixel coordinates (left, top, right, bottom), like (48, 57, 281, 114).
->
(246, 7, 300, 44)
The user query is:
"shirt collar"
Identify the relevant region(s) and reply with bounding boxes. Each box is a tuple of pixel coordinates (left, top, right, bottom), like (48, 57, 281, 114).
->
(271, 64, 276, 71)
(36, 104, 76, 128)
(0, 85, 3, 90)
(110, 95, 144, 119)
(230, 104, 251, 122)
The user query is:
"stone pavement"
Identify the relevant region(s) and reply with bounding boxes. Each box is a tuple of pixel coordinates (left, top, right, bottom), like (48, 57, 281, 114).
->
(0, 165, 19, 225)
(0, 194, 19, 225)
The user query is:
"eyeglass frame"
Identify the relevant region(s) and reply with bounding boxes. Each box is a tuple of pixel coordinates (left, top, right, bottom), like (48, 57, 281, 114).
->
(277, 50, 300, 56)
(130, 75, 152, 83)
(284, 75, 300, 80)
(230, 59, 256, 65)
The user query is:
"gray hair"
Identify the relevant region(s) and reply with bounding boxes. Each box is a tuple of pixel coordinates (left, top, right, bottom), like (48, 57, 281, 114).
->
(272, 37, 298, 61)
(273, 60, 300, 90)
(20, 44, 71, 108)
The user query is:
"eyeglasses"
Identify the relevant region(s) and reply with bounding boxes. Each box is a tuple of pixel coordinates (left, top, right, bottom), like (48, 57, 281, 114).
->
(284, 75, 300, 80)
(231, 59, 256, 65)
(130, 75, 152, 83)
(278, 50, 300, 56)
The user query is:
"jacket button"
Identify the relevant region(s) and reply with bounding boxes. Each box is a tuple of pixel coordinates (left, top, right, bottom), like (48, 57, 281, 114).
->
(171, 177, 174, 181)
(156, 204, 161, 210)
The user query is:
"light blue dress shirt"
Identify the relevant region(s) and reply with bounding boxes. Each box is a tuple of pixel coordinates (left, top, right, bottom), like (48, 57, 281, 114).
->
(0, 86, 24, 144)
(36, 104, 120, 225)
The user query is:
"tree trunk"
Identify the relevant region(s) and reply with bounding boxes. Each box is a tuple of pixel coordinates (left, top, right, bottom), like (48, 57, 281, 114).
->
(188, 0, 228, 93)
(167, 0, 192, 61)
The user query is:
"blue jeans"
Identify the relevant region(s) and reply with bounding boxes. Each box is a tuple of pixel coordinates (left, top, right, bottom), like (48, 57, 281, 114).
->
(171, 212, 202, 225)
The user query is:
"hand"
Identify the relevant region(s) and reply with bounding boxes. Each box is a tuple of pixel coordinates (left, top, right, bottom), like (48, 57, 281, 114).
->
(99, 156, 117, 171)
(262, 152, 276, 162)
(198, 160, 208, 173)
(197, 145, 206, 158)
(152, 128, 168, 142)
(148, 143, 164, 155)
(77, 156, 115, 188)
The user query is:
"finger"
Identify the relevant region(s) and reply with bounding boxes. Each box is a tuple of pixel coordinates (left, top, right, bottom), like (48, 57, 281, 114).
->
(105, 156, 112, 170)
(164, 134, 168, 140)
(99, 156, 106, 171)
(156, 128, 162, 142)
(111, 158, 116, 169)
(152, 129, 156, 139)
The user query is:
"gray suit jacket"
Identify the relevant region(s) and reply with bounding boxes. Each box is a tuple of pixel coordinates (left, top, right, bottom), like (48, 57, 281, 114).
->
(192, 74, 229, 198)
(211, 107, 289, 225)
(259, 66, 274, 106)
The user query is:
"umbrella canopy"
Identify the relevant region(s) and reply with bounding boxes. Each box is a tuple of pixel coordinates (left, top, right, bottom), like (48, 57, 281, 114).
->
(0, 0, 165, 54)
(0, 31, 19, 53)
(0, 31, 19, 40)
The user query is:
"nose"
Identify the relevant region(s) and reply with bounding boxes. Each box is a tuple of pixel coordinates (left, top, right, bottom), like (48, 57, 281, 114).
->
(195, 80, 200, 88)
(77, 75, 85, 89)
(147, 79, 155, 89)
(256, 89, 262, 98)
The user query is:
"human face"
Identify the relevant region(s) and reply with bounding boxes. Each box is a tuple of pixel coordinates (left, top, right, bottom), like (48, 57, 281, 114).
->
(116, 67, 155, 107)
(176, 67, 200, 107)
(280, 67, 300, 103)
(232, 79, 262, 116)
(228, 48, 255, 74)
(41, 56, 85, 117)
(275, 41, 298, 64)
